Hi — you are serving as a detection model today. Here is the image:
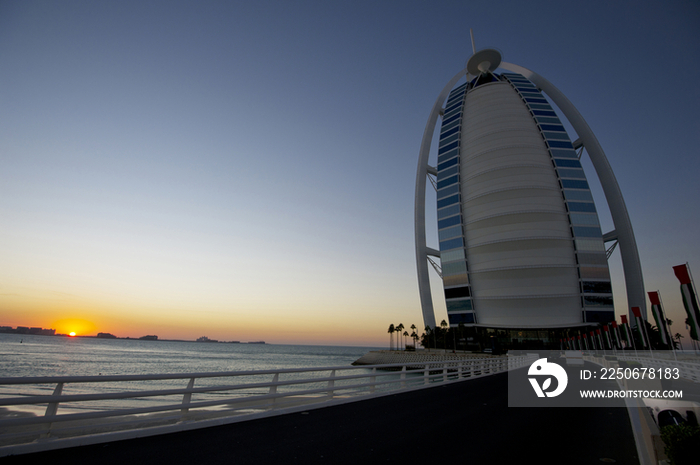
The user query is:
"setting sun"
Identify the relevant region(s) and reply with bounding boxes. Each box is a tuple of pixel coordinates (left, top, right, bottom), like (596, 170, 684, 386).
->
(52, 319, 97, 337)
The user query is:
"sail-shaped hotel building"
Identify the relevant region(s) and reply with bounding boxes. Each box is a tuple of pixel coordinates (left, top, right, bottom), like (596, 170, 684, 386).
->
(415, 48, 645, 334)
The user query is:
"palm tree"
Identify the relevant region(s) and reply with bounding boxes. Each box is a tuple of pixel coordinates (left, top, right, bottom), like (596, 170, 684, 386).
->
(410, 331, 418, 349)
(388, 324, 395, 350)
(396, 323, 404, 350)
(440, 320, 448, 353)
(425, 325, 434, 350)
(674, 332, 684, 350)
(403, 331, 409, 350)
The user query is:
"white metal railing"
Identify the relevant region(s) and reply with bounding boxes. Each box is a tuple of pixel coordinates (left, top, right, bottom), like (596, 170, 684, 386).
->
(0, 355, 534, 456)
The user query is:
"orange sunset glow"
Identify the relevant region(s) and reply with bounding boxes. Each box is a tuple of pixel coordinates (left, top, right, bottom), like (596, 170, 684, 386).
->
(52, 319, 98, 337)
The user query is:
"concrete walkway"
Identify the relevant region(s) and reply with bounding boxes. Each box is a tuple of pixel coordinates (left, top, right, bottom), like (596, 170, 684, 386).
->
(1, 371, 640, 464)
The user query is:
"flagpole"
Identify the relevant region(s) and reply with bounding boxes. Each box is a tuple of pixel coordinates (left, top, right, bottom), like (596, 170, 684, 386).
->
(657, 291, 677, 361)
(641, 311, 654, 358)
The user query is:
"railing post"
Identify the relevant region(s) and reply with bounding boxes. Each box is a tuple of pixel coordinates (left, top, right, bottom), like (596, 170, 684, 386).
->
(327, 370, 336, 399)
(424, 364, 429, 385)
(269, 373, 279, 408)
(41, 382, 64, 440)
(442, 363, 447, 383)
(400, 366, 407, 389)
(44, 382, 64, 417)
(181, 378, 195, 414)
(370, 368, 376, 394)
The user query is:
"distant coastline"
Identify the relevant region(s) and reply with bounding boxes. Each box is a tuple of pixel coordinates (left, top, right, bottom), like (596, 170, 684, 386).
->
(0, 325, 264, 344)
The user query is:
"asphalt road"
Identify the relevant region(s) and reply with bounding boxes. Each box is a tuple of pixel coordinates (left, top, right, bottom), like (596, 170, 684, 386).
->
(1, 370, 640, 464)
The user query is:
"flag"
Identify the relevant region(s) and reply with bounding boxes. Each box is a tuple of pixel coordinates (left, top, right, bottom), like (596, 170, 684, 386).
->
(589, 331, 596, 350)
(648, 291, 671, 346)
(631, 307, 647, 348)
(621, 315, 635, 349)
(603, 325, 612, 349)
(611, 321, 621, 349)
(673, 264, 700, 341)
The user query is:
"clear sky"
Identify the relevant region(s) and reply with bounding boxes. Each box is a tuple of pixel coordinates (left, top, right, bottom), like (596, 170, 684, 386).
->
(1, 0, 699, 347)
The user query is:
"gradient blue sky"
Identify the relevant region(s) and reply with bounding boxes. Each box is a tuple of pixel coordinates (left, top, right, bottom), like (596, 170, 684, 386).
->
(1, 0, 698, 346)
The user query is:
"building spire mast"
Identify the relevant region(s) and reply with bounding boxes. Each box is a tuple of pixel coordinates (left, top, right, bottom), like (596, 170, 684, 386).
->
(470, 28, 476, 54)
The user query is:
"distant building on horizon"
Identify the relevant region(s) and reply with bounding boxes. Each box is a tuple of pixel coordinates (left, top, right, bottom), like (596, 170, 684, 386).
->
(414, 48, 645, 336)
(0, 326, 55, 336)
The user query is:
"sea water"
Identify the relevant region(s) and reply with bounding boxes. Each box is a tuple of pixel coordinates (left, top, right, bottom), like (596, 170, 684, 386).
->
(0, 333, 379, 378)
(0, 333, 382, 415)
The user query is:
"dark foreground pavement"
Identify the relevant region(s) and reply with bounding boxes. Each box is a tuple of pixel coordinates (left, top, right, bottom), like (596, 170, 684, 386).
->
(1, 371, 639, 464)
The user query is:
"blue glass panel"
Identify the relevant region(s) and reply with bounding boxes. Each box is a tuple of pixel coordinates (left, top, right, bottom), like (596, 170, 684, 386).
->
(437, 148, 459, 164)
(440, 237, 464, 251)
(520, 92, 542, 98)
(528, 103, 552, 110)
(550, 148, 578, 158)
(437, 194, 460, 209)
(548, 140, 573, 149)
(438, 215, 462, 229)
(564, 190, 593, 201)
(438, 141, 459, 154)
(562, 179, 589, 189)
(577, 252, 608, 266)
(569, 213, 599, 226)
(525, 98, 548, 104)
(540, 124, 565, 132)
(440, 126, 460, 140)
(535, 116, 561, 124)
(440, 119, 460, 133)
(558, 168, 585, 179)
(533, 110, 557, 117)
(515, 84, 536, 89)
(438, 165, 459, 179)
(582, 281, 612, 294)
(442, 261, 467, 276)
(443, 112, 461, 125)
(573, 226, 602, 237)
(584, 296, 614, 307)
(583, 310, 615, 324)
(446, 91, 465, 105)
(555, 159, 582, 168)
(439, 133, 459, 148)
(441, 248, 465, 263)
(438, 203, 461, 219)
(437, 184, 459, 199)
(444, 106, 462, 119)
(445, 286, 470, 298)
(437, 175, 459, 190)
(437, 156, 459, 171)
(439, 225, 463, 241)
(446, 300, 473, 312)
(445, 100, 463, 113)
(543, 132, 570, 140)
(447, 312, 475, 324)
(568, 202, 597, 213)
(453, 82, 468, 93)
